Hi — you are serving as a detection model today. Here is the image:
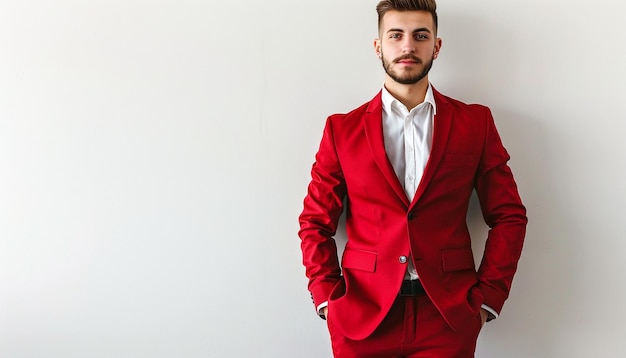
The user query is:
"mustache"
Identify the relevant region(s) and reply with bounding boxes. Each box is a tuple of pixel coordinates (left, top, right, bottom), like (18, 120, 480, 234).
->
(393, 55, 422, 63)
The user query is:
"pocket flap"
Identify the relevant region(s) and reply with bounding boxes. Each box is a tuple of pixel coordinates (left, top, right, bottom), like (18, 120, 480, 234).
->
(442, 153, 474, 166)
(441, 248, 475, 272)
(342, 249, 377, 272)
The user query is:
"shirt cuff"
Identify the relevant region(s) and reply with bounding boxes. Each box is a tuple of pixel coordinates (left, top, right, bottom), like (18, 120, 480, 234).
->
(316, 301, 329, 319)
(481, 304, 498, 321)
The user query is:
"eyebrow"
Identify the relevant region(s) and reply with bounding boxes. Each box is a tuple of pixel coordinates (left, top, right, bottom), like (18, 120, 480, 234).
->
(387, 27, 432, 34)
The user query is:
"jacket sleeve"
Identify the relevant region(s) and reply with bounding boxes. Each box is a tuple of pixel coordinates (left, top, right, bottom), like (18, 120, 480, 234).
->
(474, 108, 528, 315)
(298, 117, 346, 310)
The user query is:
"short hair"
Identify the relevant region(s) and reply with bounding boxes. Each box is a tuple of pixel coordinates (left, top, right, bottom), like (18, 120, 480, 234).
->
(376, 0, 438, 33)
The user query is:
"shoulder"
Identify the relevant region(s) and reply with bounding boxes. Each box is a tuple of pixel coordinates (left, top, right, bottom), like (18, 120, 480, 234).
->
(327, 92, 382, 124)
(428, 92, 493, 125)
(435, 90, 491, 117)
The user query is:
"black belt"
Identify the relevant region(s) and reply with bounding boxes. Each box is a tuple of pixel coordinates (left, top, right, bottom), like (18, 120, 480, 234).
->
(399, 279, 426, 296)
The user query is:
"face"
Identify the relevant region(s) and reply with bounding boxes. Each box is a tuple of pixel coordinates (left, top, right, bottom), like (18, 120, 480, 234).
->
(374, 10, 442, 85)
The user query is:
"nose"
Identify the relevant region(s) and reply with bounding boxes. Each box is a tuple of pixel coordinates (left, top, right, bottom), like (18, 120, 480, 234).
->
(401, 37, 416, 54)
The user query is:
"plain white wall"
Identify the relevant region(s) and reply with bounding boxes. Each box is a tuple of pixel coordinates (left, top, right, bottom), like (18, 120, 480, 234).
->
(1, 0, 625, 357)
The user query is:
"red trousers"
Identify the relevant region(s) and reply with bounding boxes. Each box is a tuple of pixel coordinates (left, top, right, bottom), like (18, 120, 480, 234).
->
(327, 294, 482, 357)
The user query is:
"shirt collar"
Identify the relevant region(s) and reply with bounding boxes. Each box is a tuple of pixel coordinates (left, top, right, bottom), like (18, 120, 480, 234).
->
(381, 83, 437, 116)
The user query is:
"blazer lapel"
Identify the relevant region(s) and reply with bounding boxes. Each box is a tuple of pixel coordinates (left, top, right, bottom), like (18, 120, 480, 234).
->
(411, 89, 453, 208)
(363, 92, 411, 208)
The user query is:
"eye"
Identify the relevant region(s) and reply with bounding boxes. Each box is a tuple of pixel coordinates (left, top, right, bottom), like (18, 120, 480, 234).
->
(389, 33, 402, 40)
(414, 33, 428, 40)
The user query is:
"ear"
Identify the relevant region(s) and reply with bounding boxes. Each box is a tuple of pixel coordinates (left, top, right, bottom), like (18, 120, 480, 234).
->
(432, 38, 442, 59)
(373, 38, 381, 58)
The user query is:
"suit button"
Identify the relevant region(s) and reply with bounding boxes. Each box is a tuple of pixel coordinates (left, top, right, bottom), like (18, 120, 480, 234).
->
(408, 212, 415, 220)
(399, 256, 408, 264)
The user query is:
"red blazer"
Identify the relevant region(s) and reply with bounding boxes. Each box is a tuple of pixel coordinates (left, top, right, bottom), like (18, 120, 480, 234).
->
(299, 88, 527, 341)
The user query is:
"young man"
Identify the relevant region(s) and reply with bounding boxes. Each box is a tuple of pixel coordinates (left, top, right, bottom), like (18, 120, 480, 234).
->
(299, 0, 527, 356)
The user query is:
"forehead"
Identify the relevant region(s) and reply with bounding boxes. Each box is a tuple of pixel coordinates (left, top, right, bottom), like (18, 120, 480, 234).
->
(380, 10, 435, 33)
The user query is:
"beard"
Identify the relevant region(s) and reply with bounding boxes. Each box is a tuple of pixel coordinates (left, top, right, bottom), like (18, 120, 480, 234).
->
(381, 53, 434, 85)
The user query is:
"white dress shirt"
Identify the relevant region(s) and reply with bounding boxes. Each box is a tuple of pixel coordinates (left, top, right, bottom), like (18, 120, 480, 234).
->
(381, 84, 435, 281)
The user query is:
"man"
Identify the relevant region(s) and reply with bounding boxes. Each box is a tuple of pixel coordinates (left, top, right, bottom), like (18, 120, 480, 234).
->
(299, 0, 527, 356)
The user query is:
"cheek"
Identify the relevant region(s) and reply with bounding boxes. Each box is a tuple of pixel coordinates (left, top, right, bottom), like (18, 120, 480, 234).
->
(381, 46, 396, 58)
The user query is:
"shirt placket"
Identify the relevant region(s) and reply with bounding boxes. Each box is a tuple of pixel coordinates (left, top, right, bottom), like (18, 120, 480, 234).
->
(404, 113, 417, 202)
(405, 109, 422, 280)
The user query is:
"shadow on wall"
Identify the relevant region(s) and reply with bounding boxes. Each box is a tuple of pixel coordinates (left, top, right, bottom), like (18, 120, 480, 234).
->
(430, 12, 506, 102)
(441, 10, 581, 356)
(468, 108, 581, 356)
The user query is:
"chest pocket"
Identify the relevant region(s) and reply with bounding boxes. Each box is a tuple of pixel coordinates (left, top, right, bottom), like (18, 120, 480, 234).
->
(442, 153, 475, 166)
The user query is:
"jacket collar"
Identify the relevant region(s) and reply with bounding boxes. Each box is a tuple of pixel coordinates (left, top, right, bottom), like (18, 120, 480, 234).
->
(363, 87, 453, 208)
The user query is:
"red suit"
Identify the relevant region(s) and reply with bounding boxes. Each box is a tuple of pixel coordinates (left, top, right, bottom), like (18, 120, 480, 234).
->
(299, 88, 527, 342)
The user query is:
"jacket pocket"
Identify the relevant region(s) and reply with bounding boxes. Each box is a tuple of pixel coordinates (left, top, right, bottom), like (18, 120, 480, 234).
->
(442, 153, 475, 166)
(441, 247, 475, 272)
(341, 249, 377, 272)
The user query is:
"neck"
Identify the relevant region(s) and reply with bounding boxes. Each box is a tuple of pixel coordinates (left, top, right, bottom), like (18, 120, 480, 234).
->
(384, 77, 429, 110)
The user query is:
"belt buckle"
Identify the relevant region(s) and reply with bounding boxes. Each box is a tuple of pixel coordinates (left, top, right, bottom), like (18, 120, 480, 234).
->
(399, 280, 415, 296)
(399, 279, 422, 296)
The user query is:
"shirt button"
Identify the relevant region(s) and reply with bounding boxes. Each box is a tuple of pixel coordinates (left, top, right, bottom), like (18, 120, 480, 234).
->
(399, 256, 408, 264)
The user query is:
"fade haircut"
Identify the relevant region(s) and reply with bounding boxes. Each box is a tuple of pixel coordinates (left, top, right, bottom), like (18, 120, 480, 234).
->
(376, 0, 438, 34)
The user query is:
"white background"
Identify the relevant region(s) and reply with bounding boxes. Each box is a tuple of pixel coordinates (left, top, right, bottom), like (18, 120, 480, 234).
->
(1, 0, 625, 357)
